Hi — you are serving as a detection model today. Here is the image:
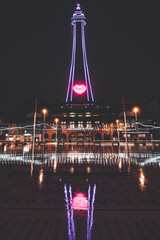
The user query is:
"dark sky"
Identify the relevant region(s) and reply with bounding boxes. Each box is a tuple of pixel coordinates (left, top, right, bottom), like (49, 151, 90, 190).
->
(0, 0, 160, 115)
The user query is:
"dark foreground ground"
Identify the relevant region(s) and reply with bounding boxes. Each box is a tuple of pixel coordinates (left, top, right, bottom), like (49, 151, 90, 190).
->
(0, 161, 160, 240)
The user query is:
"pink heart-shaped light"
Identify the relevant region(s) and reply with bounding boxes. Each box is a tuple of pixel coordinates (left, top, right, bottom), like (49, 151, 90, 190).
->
(73, 84, 87, 95)
(72, 192, 88, 210)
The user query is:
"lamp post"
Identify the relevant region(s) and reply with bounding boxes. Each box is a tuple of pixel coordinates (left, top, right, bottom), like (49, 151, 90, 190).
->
(42, 109, 47, 143)
(54, 118, 59, 143)
(133, 107, 140, 144)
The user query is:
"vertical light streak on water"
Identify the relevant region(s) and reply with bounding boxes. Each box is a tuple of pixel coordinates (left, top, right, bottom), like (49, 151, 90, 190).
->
(86, 184, 97, 240)
(87, 185, 91, 240)
(69, 185, 76, 240)
(90, 184, 96, 232)
(64, 184, 72, 240)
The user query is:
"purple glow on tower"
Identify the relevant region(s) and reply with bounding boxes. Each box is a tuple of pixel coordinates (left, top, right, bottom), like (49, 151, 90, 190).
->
(77, 3, 81, 10)
(66, 24, 76, 102)
(66, 3, 94, 103)
(81, 22, 94, 102)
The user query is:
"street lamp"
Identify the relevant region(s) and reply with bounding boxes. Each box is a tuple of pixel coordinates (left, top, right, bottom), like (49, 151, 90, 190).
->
(133, 107, 140, 143)
(42, 109, 47, 143)
(54, 118, 59, 143)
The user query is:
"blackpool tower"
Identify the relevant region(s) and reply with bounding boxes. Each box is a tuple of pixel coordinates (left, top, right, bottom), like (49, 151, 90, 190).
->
(66, 3, 94, 104)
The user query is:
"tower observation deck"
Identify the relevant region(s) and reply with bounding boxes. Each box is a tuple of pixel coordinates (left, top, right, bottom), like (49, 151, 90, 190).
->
(66, 3, 94, 104)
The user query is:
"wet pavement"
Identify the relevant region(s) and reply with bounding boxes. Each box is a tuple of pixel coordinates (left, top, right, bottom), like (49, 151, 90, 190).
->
(0, 144, 160, 239)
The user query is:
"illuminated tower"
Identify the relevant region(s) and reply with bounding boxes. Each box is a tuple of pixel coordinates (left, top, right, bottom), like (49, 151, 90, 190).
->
(66, 3, 94, 104)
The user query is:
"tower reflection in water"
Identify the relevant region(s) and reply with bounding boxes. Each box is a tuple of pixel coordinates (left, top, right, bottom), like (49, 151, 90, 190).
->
(64, 184, 96, 240)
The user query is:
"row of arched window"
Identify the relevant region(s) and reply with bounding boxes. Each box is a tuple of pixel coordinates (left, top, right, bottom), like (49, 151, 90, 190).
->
(44, 132, 117, 142)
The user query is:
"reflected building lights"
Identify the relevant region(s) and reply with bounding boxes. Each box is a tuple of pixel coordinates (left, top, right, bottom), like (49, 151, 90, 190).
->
(139, 167, 146, 191)
(53, 159, 57, 173)
(87, 166, 91, 173)
(118, 158, 122, 171)
(0, 150, 160, 168)
(39, 169, 43, 186)
(30, 162, 33, 177)
(128, 161, 131, 173)
(70, 167, 74, 173)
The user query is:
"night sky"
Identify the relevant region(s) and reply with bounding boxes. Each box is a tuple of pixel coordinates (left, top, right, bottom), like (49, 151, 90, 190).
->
(0, 0, 160, 115)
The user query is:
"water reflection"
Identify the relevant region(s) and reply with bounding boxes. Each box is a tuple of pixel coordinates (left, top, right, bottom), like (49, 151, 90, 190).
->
(139, 167, 146, 192)
(64, 184, 96, 240)
(70, 167, 74, 174)
(53, 159, 57, 173)
(0, 144, 160, 168)
(64, 185, 76, 240)
(38, 169, 44, 186)
(0, 143, 160, 239)
(86, 167, 91, 173)
(0, 144, 160, 172)
(118, 157, 122, 171)
(87, 184, 96, 240)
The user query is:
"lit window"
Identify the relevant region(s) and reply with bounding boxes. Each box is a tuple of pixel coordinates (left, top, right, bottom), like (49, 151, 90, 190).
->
(78, 113, 83, 117)
(95, 121, 100, 129)
(139, 134, 145, 138)
(78, 121, 83, 128)
(63, 113, 67, 117)
(70, 121, 75, 129)
(86, 121, 92, 128)
(69, 112, 76, 117)
(85, 112, 91, 117)
(61, 121, 66, 129)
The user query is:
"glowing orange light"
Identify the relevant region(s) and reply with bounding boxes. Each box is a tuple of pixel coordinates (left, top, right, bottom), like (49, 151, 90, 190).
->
(72, 193, 88, 210)
(133, 107, 139, 114)
(86, 167, 91, 173)
(42, 108, 47, 115)
(70, 167, 74, 173)
(54, 118, 59, 124)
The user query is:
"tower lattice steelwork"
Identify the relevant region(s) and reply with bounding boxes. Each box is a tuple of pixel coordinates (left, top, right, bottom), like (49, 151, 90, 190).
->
(66, 3, 94, 103)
